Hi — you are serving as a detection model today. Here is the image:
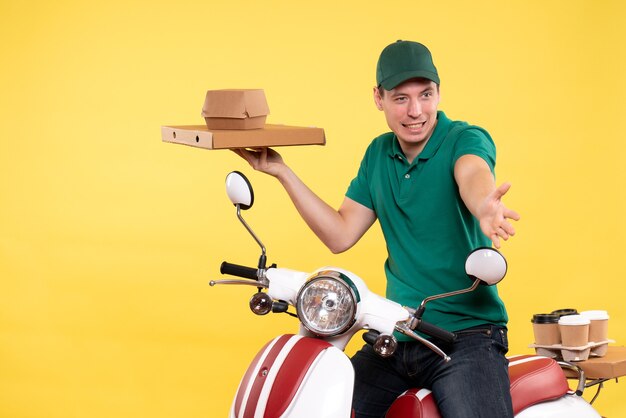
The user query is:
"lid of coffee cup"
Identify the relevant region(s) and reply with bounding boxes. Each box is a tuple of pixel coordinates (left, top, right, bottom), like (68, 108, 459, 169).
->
(551, 308, 578, 317)
(558, 314, 590, 326)
(531, 313, 559, 324)
(580, 310, 609, 320)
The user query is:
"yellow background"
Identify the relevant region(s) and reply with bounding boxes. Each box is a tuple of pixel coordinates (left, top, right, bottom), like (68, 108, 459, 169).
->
(1, 0, 625, 416)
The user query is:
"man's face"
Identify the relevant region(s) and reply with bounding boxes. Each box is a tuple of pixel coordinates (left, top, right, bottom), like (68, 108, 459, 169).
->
(373, 78, 440, 157)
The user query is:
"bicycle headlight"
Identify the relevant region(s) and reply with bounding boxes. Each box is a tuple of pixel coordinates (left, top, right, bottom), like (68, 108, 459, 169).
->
(296, 270, 359, 337)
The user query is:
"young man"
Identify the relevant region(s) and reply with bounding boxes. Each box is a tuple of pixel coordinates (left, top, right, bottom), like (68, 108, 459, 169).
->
(234, 40, 519, 418)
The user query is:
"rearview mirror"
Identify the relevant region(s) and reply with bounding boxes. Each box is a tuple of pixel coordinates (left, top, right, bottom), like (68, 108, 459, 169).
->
(225, 171, 254, 210)
(465, 247, 507, 286)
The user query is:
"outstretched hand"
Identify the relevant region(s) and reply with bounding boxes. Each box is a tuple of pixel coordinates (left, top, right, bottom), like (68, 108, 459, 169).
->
(231, 147, 286, 177)
(477, 182, 520, 249)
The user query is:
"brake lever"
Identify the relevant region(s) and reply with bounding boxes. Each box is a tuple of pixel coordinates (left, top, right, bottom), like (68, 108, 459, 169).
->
(209, 279, 268, 288)
(395, 323, 451, 362)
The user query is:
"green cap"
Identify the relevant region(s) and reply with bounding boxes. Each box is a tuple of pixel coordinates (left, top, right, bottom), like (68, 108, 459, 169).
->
(376, 40, 440, 90)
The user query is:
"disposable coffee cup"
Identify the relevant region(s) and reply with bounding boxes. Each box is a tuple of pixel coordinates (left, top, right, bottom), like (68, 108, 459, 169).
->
(581, 310, 609, 356)
(580, 310, 609, 342)
(558, 314, 590, 347)
(551, 308, 578, 318)
(531, 314, 560, 345)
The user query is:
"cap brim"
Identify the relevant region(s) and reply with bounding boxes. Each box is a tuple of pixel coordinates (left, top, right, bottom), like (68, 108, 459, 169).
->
(380, 70, 440, 90)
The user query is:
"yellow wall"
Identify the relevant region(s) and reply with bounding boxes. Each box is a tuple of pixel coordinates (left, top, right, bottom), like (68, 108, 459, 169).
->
(1, 0, 625, 416)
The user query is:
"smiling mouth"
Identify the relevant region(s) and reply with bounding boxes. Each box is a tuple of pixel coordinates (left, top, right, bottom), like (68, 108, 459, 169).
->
(403, 121, 426, 130)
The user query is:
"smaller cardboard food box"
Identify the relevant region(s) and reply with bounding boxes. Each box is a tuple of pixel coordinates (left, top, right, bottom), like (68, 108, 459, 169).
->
(201, 89, 270, 130)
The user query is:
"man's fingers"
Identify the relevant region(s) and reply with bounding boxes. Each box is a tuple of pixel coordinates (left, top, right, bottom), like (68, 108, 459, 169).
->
(232, 148, 251, 161)
(505, 208, 521, 221)
(232, 148, 262, 168)
(491, 234, 502, 249)
(484, 183, 519, 248)
(501, 221, 516, 236)
(493, 182, 512, 200)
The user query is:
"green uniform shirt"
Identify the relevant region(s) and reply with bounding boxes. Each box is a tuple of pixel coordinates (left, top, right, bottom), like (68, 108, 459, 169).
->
(346, 111, 507, 340)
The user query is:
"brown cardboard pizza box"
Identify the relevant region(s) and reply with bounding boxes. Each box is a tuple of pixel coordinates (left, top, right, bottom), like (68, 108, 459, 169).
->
(161, 124, 325, 150)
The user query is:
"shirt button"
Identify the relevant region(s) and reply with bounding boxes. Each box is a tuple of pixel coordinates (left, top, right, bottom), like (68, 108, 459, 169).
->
(404, 174, 411, 179)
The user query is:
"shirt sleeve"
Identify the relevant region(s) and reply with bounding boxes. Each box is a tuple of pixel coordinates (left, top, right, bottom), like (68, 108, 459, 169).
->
(345, 147, 374, 210)
(452, 127, 496, 173)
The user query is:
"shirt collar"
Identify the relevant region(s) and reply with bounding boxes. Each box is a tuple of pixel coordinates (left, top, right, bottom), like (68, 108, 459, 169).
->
(388, 111, 451, 162)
